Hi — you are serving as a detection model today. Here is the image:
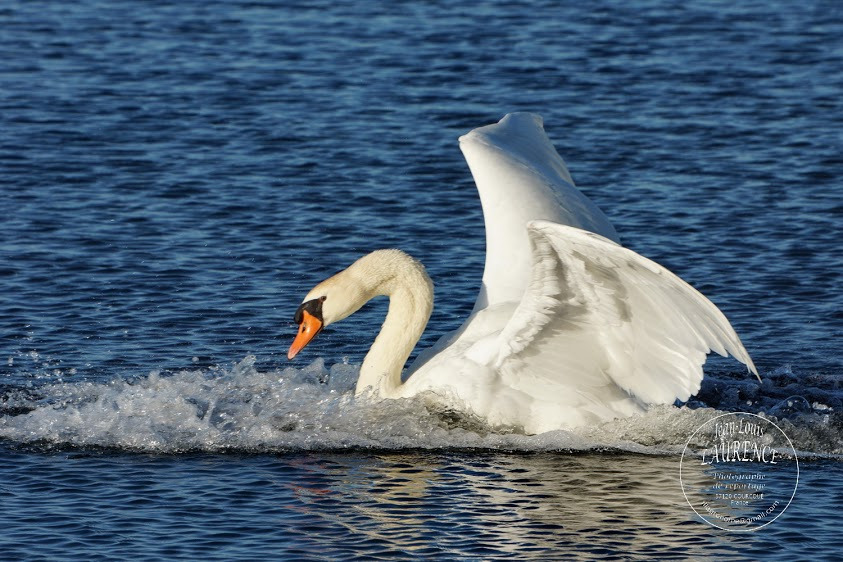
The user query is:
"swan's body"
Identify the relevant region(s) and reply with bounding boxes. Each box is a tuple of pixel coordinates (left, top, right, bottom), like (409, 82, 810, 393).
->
(288, 113, 757, 434)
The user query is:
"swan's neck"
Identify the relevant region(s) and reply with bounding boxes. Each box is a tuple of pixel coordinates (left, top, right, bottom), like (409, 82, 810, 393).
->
(352, 251, 433, 398)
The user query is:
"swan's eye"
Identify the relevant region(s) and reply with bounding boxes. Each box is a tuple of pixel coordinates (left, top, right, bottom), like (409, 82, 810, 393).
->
(319, 296, 327, 302)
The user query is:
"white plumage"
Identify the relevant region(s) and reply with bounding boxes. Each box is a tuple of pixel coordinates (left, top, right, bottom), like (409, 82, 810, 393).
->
(289, 112, 757, 434)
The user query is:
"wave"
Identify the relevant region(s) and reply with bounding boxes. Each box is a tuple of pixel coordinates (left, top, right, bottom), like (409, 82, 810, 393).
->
(1, 356, 841, 456)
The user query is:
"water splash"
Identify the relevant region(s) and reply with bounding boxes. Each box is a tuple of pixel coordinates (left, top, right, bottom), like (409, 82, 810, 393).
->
(1, 356, 840, 455)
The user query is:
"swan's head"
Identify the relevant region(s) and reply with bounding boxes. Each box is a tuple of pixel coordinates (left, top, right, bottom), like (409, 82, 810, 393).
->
(287, 268, 371, 360)
(287, 249, 430, 360)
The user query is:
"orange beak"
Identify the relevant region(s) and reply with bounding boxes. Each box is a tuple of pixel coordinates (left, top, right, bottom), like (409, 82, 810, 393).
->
(287, 310, 323, 359)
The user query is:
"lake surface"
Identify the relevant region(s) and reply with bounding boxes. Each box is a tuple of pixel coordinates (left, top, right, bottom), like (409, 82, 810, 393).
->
(1, 0, 841, 559)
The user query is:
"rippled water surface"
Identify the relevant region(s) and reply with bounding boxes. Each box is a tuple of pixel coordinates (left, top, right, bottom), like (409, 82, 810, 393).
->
(1, 0, 841, 558)
(1, 450, 837, 560)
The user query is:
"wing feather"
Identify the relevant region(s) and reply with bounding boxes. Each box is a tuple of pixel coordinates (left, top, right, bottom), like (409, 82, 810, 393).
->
(459, 113, 619, 311)
(493, 221, 758, 410)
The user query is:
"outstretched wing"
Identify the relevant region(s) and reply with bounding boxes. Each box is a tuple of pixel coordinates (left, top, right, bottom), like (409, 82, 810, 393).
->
(489, 220, 757, 412)
(459, 113, 619, 311)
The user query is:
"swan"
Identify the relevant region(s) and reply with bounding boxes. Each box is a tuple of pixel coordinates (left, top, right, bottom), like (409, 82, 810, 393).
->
(287, 112, 758, 434)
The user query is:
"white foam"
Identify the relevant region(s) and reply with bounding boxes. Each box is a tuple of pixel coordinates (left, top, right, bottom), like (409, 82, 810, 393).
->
(1, 356, 841, 455)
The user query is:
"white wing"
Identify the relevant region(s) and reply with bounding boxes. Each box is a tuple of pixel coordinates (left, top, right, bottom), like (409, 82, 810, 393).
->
(408, 114, 758, 433)
(459, 113, 619, 311)
(491, 220, 758, 418)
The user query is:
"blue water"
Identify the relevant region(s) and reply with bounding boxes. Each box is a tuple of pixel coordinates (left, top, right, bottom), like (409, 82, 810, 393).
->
(1, 0, 841, 558)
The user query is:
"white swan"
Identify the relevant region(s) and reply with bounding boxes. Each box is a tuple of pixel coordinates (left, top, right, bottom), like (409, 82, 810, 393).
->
(287, 113, 758, 434)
